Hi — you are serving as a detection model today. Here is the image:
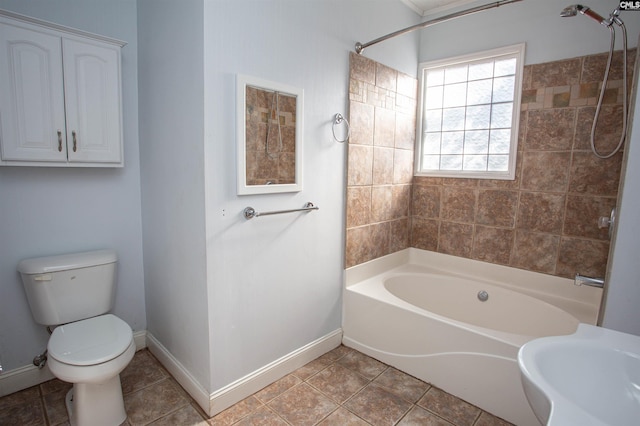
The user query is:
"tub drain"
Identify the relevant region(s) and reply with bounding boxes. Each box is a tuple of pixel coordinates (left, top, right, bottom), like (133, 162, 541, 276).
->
(477, 290, 489, 302)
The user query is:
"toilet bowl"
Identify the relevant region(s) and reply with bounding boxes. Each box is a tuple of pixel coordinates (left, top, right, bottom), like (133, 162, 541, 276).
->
(18, 250, 135, 426)
(47, 314, 135, 426)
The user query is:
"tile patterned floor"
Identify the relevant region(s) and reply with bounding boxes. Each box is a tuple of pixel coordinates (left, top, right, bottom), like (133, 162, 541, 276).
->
(0, 345, 514, 426)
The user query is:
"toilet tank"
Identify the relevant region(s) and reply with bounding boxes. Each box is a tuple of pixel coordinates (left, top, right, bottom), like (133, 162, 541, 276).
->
(18, 250, 118, 326)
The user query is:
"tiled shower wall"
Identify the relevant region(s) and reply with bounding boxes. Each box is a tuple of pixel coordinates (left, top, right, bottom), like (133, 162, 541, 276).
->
(346, 49, 636, 279)
(346, 53, 417, 267)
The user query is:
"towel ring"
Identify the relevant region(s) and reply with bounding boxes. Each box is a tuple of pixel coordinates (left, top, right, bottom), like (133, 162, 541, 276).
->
(332, 113, 350, 143)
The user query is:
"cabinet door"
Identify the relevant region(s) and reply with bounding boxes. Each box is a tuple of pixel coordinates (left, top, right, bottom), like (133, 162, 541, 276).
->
(63, 38, 122, 164)
(0, 23, 67, 162)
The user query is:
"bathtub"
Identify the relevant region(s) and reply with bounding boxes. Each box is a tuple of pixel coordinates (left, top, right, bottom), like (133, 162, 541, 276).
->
(342, 248, 602, 426)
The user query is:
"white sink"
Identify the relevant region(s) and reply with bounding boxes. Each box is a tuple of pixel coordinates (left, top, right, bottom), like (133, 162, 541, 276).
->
(518, 324, 640, 425)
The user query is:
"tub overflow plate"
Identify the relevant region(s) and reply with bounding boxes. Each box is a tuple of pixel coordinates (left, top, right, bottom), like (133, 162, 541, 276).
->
(477, 290, 489, 302)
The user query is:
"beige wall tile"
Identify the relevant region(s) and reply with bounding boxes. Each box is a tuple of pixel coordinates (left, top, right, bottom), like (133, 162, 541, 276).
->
(556, 237, 609, 278)
(441, 187, 477, 223)
(472, 226, 514, 265)
(438, 222, 474, 258)
(374, 107, 396, 147)
(347, 145, 373, 186)
(512, 231, 560, 274)
(516, 192, 565, 234)
(521, 151, 571, 192)
(346, 187, 371, 228)
(372, 147, 394, 185)
(476, 190, 518, 227)
(568, 151, 622, 195)
(564, 195, 616, 240)
(525, 109, 575, 151)
(530, 57, 581, 88)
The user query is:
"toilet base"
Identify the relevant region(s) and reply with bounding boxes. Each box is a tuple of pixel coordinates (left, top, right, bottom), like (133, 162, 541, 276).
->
(65, 375, 127, 426)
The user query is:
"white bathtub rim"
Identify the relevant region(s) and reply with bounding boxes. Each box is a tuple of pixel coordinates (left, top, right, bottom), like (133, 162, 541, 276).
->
(346, 248, 601, 325)
(348, 278, 543, 348)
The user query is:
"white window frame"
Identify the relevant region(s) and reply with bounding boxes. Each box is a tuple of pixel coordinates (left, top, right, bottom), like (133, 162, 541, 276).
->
(415, 43, 525, 180)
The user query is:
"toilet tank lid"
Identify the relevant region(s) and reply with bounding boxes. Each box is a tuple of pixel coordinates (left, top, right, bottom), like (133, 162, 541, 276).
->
(18, 249, 117, 274)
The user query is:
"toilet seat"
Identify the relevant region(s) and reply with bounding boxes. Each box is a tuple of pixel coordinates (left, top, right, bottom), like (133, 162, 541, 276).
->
(48, 314, 133, 366)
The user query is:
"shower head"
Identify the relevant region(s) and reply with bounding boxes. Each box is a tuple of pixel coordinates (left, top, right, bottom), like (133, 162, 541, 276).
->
(560, 4, 579, 17)
(560, 4, 608, 25)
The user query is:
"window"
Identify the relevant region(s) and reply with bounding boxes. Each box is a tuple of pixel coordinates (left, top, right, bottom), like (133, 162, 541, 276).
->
(415, 44, 525, 180)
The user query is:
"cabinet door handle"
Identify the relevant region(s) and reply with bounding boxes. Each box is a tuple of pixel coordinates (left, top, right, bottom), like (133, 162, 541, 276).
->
(57, 130, 63, 152)
(72, 131, 77, 152)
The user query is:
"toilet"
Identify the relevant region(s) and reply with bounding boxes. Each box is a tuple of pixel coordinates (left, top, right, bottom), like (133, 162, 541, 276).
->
(18, 249, 135, 426)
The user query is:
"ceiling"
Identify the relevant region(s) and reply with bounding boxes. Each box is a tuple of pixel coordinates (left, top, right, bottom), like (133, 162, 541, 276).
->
(401, 0, 480, 16)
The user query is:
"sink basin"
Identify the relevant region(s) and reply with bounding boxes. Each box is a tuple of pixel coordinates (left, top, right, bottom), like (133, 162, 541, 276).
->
(518, 324, 640, 425)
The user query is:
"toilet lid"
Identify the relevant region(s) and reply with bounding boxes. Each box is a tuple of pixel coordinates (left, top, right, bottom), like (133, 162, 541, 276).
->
(48, 314, 133, 366)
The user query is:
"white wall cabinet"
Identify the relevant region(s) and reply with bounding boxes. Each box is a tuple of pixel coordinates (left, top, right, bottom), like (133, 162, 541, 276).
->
(0, 10, 125, 167)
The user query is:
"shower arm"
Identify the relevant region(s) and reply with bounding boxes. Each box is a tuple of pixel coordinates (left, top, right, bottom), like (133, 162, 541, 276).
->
(355, 0, 522, 54)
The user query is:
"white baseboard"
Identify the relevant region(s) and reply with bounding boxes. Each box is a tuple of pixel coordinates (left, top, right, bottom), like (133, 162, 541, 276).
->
(0, 362, 55, 398)
(146, 328, 343, 417)
(208, 329, 343, 416)
(145, 332, 211, 413)
(3, 327, 343, 419)
(0, 329, 147, 398)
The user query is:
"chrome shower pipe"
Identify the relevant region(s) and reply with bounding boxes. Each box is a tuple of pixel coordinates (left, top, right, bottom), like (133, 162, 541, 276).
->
(355, 0, 522, 54)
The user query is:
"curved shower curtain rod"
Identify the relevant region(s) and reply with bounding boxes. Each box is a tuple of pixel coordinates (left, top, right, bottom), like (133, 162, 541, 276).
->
(355, 0, 523, 54)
